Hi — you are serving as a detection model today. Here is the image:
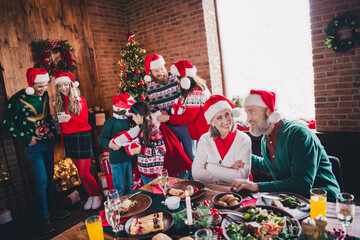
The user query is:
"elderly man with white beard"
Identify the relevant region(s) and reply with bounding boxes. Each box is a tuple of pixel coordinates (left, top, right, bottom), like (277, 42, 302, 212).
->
(230, 90, 340, 202)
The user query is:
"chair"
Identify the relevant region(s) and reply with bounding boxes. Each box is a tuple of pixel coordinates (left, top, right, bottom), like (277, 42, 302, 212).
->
(328, 156, 344, 192)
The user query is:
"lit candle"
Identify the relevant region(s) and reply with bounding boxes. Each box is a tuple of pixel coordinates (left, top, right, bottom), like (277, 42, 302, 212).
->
(185, 190, 193, 224)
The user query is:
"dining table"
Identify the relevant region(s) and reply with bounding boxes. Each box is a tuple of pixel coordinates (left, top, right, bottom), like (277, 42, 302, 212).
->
(52, 177, 360, 239)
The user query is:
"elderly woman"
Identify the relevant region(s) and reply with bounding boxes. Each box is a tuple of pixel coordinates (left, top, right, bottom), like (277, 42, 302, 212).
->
(192, 95, 252, 185)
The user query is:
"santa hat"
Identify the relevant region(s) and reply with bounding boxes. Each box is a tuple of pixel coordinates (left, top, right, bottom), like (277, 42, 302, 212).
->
(243, 89, 282, 123)
(25, 68, 50, 95)
(112, 92, 135, 113)
(144, 54, 165, 82)
(204, 95, 241, 124)
(170, 59, 197, 90)
(55, 72, 79, 87)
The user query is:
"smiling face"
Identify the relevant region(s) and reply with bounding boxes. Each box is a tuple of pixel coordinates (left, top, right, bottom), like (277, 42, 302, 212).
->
(211, 109, 233, 137)
(56, 82, 71, 96)
(245, 106, 271, 137)
(33, 81, 49, 96)
(150, 66, 168, 84)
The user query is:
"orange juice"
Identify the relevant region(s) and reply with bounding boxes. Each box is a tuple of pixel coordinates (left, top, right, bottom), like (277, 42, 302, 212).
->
(86, 221, 104, 240)
(310, 195, 327, 219)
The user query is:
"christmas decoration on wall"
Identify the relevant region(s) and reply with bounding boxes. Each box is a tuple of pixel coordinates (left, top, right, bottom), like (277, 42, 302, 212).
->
(54, 158, 80, 192)
(118, 32, 148, 101)
(325, 11, 360, 53)
(33, 39, 77, 76)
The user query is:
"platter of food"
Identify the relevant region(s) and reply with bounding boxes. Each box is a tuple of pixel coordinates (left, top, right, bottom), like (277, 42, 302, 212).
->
(256, 192, 310, 220)
(212, 192, 242, 210)
(121, 193, 152, 218)
(124, 209, 174, 239)
(221, 205, 301, 240)
(168, 180, 205, 201)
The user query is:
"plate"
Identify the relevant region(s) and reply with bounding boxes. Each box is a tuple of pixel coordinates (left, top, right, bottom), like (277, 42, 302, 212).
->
(256, 192, 310, 220)
(124, 209, 174, 239)
(221, 205, 301, 240)
(212, 192, 242, 210)
(168, 180, 205, 201)
(121, 194, 152, 218)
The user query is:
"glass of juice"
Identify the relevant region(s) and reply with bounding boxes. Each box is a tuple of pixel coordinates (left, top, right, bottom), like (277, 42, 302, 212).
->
(85, 215, 104, 240)
(310, 188, 327, 219)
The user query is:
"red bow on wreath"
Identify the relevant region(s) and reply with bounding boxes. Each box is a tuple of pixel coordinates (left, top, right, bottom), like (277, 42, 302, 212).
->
(171, 99, 185, 115)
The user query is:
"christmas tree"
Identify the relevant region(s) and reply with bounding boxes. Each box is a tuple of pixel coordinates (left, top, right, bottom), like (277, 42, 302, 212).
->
(118, 32, 147, 101)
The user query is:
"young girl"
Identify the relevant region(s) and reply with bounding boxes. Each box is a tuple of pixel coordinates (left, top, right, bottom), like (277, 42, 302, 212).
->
(114, 101, 166, 185)
(54, 72, 101, 210)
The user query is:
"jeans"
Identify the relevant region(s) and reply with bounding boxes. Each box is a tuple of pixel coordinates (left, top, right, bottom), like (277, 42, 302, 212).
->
(166, 123, 195, 161)
(140, 175, 156, 185)
(25, 140, 54, 218)
(110, 161, 133, 197)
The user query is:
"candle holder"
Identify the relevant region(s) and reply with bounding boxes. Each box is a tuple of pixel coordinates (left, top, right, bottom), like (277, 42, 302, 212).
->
(184, 219, 196, 235)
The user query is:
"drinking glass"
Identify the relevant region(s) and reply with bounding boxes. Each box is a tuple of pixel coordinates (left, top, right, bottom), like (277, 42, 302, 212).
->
(104, 199, 123, 240)
(336, 193, 355, 238)
(194, 228, 213, 240)
(85, 215, 104, 240)
(310, 188, 327, 219)
(158, 168, 169, 198)
(106, 189, 120, 201)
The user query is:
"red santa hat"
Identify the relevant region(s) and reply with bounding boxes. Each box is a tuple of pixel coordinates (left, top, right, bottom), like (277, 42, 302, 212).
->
(55, 72, 79, 87)
(25, 68, 50, 95)
(112, 92, 135, 113)
(243, 89, 282, 123)
(170, 59, 197, 90)
(144, 54, 165, 82)
(204, 95, 241, 124)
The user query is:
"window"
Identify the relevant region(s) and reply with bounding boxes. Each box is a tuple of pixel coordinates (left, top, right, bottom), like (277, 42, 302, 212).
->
(216, 0, 315, 120)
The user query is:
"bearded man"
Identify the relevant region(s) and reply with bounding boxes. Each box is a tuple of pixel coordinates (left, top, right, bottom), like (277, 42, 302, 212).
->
(231, 90, 340, 201)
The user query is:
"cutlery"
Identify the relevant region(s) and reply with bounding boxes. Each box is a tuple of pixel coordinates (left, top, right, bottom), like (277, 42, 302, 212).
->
(77, 225, 86, 231)
(121, 191, 141, 200)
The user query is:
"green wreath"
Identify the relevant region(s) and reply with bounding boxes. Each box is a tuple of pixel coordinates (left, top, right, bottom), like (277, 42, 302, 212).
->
(325, 12, 360, 53)
(33, 39, 77, 76)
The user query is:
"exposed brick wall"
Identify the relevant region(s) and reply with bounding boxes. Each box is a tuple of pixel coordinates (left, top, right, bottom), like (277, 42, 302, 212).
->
(309, 0, 360, 132)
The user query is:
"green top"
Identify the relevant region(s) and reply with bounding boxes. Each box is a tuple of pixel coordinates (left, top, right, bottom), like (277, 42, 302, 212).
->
(98, 116, 134, 164)
(2, 89, 56, 147)
(252, 119, 340, 202)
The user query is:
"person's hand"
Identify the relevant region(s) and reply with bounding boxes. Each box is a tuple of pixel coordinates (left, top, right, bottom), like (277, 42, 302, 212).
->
(58, 114, 71, 123)
(174, 76, 180, 83)
(157, 114, 169, 123)
(204, 162, 208, 169)
(29, 136, 40, 146)
(129, 143, 141, 155)
(108, 140, 120, 150)
(232, 160, 245, 170)
(230, 179, 259, 193)
(161, 111, 168, 115)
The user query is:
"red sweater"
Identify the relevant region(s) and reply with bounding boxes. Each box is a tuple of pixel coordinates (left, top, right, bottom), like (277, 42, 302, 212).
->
(60, 96, 92, 134)
(169, 86, 210, 140)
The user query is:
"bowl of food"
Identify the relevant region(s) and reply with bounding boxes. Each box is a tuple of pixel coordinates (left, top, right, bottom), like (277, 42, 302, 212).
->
(212, 192, 242, 210)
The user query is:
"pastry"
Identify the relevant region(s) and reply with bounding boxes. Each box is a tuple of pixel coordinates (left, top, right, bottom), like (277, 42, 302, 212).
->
(168, 188, 185, 198)
(219, 194, 234, 202)
(130, 212, 164, 235)
(186, 185, 194, 196)
(216, 200, 228, 207)
(228, 200, 239, 206)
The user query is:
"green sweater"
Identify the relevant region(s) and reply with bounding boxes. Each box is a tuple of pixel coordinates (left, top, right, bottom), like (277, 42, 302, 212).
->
(252, 119, 340, 202)
(98, 116, 134, 164)
(2, 89, 56, 147)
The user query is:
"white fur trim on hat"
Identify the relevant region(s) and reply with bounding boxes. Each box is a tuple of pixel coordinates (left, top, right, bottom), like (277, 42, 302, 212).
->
(180, 77, 191, 90)
(34, 72, 50, 83)
(113, 105, 126, 112)
(243, 94, 267, 109)
(25, 87, 35, 95)
(55, 76, 71, 85)
(185, 66, 197, 77)
(149, 56, 165, 70)
(144, 75, 151, 82)
(170, 65, 179, 76)
(205, 101, 234, 124)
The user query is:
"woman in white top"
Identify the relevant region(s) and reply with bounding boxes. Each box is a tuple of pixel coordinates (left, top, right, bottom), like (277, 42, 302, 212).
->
(192, 95, 251, 185)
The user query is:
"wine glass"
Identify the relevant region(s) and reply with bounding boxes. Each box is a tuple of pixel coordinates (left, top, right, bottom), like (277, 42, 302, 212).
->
(104, 199, 123, 240)
(106, 189, 120, 202)
(158, 168, 169, 198)
(336, 193, 355, 238)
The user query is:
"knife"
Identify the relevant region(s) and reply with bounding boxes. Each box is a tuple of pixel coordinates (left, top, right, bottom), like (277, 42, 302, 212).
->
(260, 195, 279, 201)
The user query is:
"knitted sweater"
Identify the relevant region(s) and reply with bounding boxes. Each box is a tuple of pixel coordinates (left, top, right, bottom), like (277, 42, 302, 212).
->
(59, 95, 92, 134)
(2, 89, 55, 146)
(253, 119, 340, 202)
(98, 117, 134, 164)
(147, 73, 181, 114)
(169, 86, 210, 140)
(137, 124, 166, 178)
(192, 130, 252, 185)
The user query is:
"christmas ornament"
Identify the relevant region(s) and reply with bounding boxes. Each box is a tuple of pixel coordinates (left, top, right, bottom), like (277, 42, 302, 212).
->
(124, 31, 136, 42)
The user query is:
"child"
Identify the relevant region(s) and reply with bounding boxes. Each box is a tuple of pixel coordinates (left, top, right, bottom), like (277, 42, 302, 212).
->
(98, 93, 135, 197)
(114, 101, 166, 185)
(54, 72, 102, 210)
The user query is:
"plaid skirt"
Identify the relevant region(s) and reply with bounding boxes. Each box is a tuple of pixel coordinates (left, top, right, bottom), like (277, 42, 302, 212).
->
(63, 131, 92, 159)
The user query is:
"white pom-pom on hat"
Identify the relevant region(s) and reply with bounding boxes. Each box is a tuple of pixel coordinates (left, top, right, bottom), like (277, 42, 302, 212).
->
(180, 77, 191, 90)
(232, 108, 241, 118)
(25, 87, 35, 95)
(73, 81, 79, 87)
(144, 75, 152, 82)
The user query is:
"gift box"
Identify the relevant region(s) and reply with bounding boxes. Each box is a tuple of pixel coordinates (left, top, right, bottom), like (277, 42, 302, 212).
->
(171, 99, 185, 115)
(132, 170, 143, 190)
(98, 172, 114, 196)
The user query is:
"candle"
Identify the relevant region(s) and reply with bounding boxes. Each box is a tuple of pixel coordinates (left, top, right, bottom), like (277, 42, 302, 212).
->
(185, 190, 193, 224)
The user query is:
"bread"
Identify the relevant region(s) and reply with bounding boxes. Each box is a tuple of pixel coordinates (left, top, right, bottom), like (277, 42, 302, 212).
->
(186, 185, 194, 196)
(168, 188, 185, 198)
(219, 194, 234, 202)
(152, 233, 172, 240)
(271, 199, 284, 209)
(228, 200, 239, 206)
(216, 201, 228, 207)
(130, 212, 164, 235)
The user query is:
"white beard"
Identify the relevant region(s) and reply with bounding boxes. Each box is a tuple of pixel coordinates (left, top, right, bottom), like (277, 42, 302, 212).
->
(249, 117, 271, 137)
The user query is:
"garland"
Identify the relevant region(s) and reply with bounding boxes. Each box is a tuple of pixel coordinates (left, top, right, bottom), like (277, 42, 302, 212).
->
(325, 12, 360, 53)
(33, 39, 77, 76)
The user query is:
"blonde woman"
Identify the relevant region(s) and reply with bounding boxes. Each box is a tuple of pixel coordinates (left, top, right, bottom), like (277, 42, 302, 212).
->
(54, 72, 101, 210)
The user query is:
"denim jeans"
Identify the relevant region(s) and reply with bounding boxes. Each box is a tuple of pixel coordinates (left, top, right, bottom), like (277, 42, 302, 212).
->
(110, 161, 133, 197)
(140, 175, 156, 185)
(24, 139, 54, 218)
(166, 123, 195, 161)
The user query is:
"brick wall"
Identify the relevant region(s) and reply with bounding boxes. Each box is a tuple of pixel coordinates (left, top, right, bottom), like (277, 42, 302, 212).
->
(309, 0, 360, 132)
